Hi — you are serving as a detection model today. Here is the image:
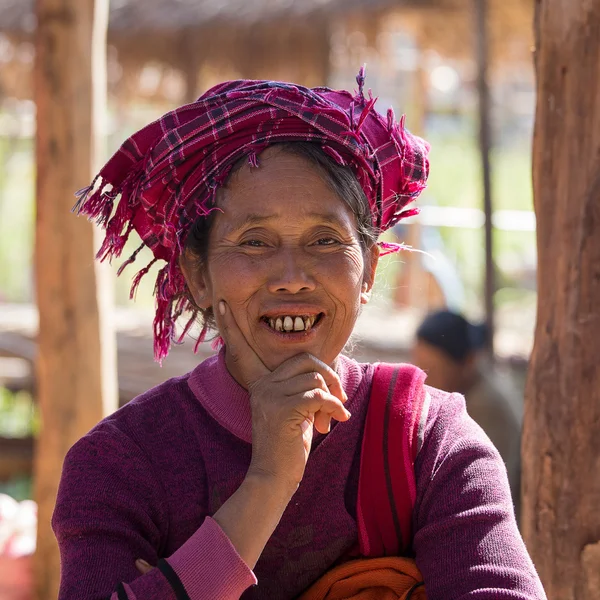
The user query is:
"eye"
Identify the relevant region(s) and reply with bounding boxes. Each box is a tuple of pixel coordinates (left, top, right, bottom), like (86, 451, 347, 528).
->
(313, 237, 339, 246)
(241, 239, 268, 247)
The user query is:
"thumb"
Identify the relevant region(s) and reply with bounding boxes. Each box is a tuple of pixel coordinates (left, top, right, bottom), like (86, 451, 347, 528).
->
(217, 300, 270, 387)
(135, 559, 153, 574)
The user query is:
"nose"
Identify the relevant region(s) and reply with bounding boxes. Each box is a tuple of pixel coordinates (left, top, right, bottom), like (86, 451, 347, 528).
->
(266, 248, 317, 294)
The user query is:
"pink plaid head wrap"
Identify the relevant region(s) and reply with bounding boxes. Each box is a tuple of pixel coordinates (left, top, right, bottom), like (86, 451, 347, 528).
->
(75, 69, 430, 361)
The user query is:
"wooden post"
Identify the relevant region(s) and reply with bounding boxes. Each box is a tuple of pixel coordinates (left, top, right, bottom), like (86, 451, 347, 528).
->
(33, 1, 116, 598)
(522, 0, 600, 597)
(474, 0, 495, 356)
(181, 30, 202, 103)
(313, 17, 331, 88)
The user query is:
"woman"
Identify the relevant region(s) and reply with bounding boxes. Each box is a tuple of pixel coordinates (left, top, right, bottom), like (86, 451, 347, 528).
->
(54, 73, 546, 599)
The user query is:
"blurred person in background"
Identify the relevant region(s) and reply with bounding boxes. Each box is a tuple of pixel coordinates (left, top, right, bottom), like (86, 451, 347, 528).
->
(52, 72, 544, 599)
(412, 310, 522, 518)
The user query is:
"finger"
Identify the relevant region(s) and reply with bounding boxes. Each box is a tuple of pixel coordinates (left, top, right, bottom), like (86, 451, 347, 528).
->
(135, 559, 153, 574)
(278, 371, 330, 397)
(272, 353, 347, 403)
(217, 300, 270, 386)
(314, 410, 333, 434)
(292, 388, 351, 425)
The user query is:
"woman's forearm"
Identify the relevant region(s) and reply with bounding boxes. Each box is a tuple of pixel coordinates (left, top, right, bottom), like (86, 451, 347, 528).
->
(212, 472, 297, 570)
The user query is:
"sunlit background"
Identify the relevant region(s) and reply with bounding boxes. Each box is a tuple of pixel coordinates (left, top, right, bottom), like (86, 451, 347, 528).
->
(0, 0, 534, 508)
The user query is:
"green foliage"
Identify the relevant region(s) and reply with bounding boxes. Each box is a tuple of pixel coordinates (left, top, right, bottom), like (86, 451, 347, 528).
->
(423, 133, 535, 312)
(0, 135, 35, 302)
(0, 476, 32, 502)
(0, 387, 38, 438)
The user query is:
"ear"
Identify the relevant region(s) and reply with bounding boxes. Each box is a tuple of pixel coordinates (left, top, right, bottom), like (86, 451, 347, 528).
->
(361, 244, 380, 305)
(179, 250, 212, 309)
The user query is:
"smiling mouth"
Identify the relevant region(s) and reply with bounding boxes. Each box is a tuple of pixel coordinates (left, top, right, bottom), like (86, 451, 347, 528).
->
(261, 314, 323, 333)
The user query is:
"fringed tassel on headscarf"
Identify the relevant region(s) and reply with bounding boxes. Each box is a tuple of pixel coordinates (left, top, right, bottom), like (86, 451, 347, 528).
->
(151, 256, 193, 362)
(386, 107, 396, 133)
(378, 241, 413, 256)
(321, 145, 347, 166)
(153, 299, 174, 364)
(355, 96, 378, 136)
(178, 313, 197, 344)
(83, 164, 146, 264)
(153, 264, 174, 363)
(74, 178, 122, 231)
(72, 175, 101, 214)
(341, 96, 377, 150)
(129, 257, 159, 300)
(116, 242, 145, 276)
(245, 143, 269, 169)
(194, 322, 210, 353)
(355, 64, 366, 105)
(247, 151, 260, 168)
(381, 203, 421, 234)
(397, 206, 420, 220)
(211, 336, 224, 352)
(174, 305, 198, 345)
(379, 240, 433, 260)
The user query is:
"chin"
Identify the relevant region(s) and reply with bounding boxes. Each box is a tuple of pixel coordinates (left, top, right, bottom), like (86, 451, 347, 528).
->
(260, 342, 343, 372)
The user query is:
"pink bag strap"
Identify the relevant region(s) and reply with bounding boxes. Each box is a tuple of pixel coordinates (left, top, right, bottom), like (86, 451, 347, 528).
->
(357, 363, 428, 557)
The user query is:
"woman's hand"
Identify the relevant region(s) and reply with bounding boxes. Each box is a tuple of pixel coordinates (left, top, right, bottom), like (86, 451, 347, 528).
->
(218, 300, 351, 491)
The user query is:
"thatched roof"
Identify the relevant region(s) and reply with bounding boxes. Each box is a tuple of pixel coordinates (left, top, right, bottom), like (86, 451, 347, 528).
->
(0, 0, 533, 105)
(0, 0, 434, 33)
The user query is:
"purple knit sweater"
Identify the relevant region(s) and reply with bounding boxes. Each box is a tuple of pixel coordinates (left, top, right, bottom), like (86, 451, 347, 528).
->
(52, 351, 546, 599)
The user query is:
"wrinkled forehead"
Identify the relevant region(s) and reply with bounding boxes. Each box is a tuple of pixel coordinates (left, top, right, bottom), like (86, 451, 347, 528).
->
(214, 148, 359, 227)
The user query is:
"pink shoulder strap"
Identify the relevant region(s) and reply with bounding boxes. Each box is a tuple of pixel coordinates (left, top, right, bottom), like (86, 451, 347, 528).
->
(357, 363, 428, 557)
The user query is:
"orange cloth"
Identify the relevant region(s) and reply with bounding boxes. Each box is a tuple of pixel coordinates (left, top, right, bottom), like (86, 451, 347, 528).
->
(298, 557, 426, 600)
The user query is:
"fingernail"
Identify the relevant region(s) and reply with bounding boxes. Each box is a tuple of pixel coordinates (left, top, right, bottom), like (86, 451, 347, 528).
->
(136, 559, 150, 568)
(219, 301, 226, 315)
(344, 409, 352, 419)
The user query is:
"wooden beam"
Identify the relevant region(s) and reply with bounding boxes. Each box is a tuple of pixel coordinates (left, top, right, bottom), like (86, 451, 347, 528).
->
(522, 0, 600, 597)
(33, 0, 116, 598)
(474, 0, 495, 356)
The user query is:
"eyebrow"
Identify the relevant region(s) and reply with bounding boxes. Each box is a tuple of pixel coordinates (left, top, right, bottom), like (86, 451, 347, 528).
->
(229, 213, 273, 230)
(228, 211, 350, 233)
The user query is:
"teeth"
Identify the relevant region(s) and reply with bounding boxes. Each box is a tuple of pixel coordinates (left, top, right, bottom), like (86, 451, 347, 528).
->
(266, 315, 319, 332)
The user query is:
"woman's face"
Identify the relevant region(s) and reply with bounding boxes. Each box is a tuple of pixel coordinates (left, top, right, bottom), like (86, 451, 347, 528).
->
(183, 147, 379, 376)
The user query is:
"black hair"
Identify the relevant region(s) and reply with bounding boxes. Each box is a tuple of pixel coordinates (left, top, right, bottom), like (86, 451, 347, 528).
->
(416, 310, 488, 363)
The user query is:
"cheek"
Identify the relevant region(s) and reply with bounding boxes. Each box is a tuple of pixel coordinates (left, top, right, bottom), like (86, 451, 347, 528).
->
(318, 248, 365, 302)
(338, 248, 366, 289)
(206, 253, 266, 304)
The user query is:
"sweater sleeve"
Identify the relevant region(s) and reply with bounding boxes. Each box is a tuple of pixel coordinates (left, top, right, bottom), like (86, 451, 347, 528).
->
(52, 423, 256, 600)
(412, 390, 546, 600)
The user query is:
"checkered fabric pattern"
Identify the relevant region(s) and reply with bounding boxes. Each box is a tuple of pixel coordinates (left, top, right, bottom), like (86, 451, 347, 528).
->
(75, 70, 430, 361)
